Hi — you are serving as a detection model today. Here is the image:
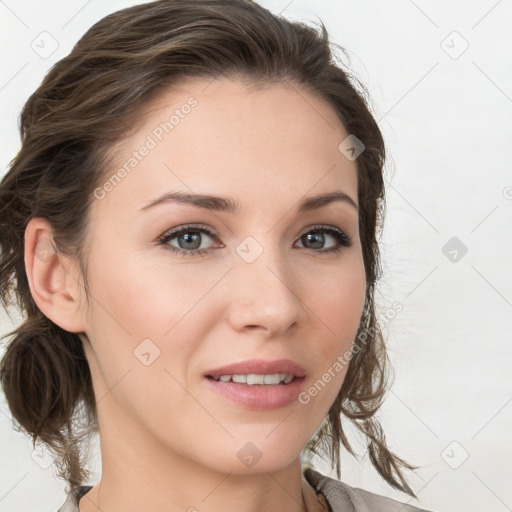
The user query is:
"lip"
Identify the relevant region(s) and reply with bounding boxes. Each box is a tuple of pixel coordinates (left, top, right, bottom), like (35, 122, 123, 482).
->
(204, 374, 306, 410)
(203, 358, 307, 410)
(204, 358, 306, 380)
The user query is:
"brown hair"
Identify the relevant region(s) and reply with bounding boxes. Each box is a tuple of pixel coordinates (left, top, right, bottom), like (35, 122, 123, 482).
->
(0, 0, 415, 495)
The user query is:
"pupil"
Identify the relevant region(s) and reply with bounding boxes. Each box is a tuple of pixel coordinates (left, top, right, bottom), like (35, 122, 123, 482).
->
(304, 232, 324, 249)
(180, 232, 201, 250)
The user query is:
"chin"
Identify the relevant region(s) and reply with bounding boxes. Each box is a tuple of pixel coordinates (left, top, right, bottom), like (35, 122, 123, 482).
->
(205, 436, 303, 475)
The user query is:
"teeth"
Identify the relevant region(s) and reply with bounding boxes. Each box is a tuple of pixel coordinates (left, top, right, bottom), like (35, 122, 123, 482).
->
(283, 374, 294, 384)
(214, 373, 295, 385)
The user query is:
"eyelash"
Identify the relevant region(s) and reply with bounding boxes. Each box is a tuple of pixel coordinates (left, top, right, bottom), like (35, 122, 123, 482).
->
(157, 223, 353, 257)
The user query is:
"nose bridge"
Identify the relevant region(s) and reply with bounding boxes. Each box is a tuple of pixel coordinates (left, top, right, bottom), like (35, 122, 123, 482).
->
(228, 234, 301, 333)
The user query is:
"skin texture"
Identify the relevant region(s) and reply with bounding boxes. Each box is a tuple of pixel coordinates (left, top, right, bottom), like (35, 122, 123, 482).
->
(24, 78, 366, 512)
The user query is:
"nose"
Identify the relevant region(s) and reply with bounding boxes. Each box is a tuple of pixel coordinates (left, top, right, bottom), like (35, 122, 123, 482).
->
(227, 239, 303, 337)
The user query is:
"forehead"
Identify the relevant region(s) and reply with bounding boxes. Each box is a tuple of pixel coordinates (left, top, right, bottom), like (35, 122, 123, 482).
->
(92, 77, 358, 222)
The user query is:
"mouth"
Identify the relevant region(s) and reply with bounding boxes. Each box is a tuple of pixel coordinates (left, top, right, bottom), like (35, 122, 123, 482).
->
(203, 373, 307, 410)
(205, 373, 302, 385)
(203, 358, 306, 381)
(202, 358, 307, 409)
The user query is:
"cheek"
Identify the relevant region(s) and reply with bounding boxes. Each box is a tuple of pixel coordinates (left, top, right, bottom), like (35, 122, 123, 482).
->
(91, 245, 222, 331)
(82, 261, 224, 432)
(84, 253, 227, 378)
(80, 256, 232, 463)
(299, 256, 366, 404)
(308, 256, 366, 343)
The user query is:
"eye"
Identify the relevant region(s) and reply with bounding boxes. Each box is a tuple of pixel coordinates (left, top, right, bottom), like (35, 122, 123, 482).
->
(157, 223, 352, 257)
(158, 224, 221, 257)
(295, 225, 352, 254)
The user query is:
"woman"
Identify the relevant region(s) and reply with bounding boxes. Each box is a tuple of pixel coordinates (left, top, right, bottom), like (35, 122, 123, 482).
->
(0, 1, 436, 511)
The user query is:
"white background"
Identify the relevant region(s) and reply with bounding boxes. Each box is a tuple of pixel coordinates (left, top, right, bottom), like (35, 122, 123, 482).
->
(1, 1, 511, 511)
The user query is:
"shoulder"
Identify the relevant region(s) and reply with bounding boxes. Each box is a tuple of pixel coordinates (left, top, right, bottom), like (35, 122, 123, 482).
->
(303, 466, 437, 512)
(57, 485, 92, 512)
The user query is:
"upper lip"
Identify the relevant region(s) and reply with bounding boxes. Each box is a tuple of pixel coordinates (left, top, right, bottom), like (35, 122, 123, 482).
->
(204, 358, 306, 379)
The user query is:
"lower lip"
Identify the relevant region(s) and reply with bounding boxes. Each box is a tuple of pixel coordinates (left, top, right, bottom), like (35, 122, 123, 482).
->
(204, 376, 306, 410)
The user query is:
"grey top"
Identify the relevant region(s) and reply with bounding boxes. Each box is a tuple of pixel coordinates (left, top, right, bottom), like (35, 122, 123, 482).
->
(57, 467, 435, 511)
(303, 467, 435, 511)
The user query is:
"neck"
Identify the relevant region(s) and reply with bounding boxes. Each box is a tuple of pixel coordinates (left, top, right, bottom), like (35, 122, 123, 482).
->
(79, 395, 309, 512)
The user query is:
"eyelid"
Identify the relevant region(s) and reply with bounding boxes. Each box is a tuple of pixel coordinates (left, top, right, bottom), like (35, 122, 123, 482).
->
(297, 223, 348, 239)
(158, 222, 216, 235)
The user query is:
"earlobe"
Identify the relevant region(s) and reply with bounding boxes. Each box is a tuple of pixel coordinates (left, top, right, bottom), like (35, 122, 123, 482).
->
(24, 217, 86, 333)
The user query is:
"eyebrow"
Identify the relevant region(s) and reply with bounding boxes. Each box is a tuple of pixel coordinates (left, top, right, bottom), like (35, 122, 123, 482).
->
(139, 190, 358, 214)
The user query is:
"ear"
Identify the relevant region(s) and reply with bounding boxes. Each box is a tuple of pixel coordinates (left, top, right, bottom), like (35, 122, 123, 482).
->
(24, 217, 87, 333)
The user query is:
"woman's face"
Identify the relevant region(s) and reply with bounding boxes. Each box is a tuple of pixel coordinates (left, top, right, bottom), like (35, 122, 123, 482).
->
(78, 77, 366, 474)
